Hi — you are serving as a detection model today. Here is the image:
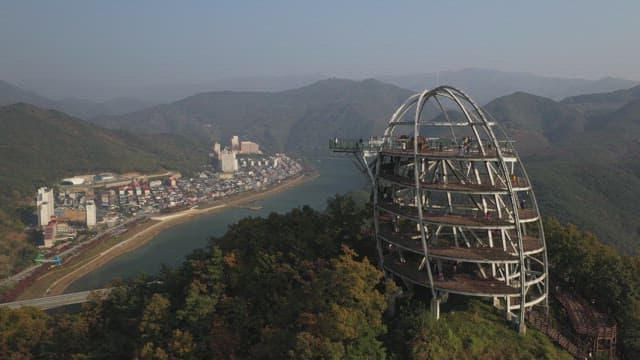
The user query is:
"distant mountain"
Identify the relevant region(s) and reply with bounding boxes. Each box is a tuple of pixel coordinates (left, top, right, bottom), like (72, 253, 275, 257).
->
(561, 85, 640, 117)
(12, 74, 328, 104)
(425, 88, 640, 252)
(0, 103, 207, 199)
(54, 96, 151, 119)
(0, 80, 56, 108)
(482, 89, 640, 253)
(94, 78, 414, 155)
(0, 80, 150, 119)
(24, 76, 640, 253)
(483, 92, 587, 155)
(378, 68, 638, 104)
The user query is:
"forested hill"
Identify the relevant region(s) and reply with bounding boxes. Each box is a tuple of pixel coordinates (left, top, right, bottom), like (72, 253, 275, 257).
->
(483, 92, 587, 155)
(561, 84, 640, 116)
(0, 103, 208, 277)
(92, 79, 414, 155)
(484, 90, 640, 253)
(0, 197, 573, 359)
(0, 103, 206, 197)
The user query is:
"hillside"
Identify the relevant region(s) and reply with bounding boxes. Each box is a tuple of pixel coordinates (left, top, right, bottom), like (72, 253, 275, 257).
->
(93, 79, 414, 155)
(0, 199, 571, 359)
(467, 90, 640, 252)
(561, 84, 640, 116)
(0, 80, 150, 119)
(0, 103, 207, 276)
(0, 103, 206, 196)
(483, 92, 587, 155)
(379, 68, 638, 104)
(0, 80, 55, 109)
(463, 90, 640, 252)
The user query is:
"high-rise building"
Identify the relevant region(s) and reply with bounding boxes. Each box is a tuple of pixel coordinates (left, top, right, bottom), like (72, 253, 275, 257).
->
(38, 203, 50, 227)
(231, 136, 240, 152)
(86, 200, 96, 227)
(36, 187, 54, 226)
(213, 142, 221, 154)
(219, 150, 238, 173)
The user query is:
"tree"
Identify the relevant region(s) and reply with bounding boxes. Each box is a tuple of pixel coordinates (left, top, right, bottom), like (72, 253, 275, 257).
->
(0, 307, 51, 359)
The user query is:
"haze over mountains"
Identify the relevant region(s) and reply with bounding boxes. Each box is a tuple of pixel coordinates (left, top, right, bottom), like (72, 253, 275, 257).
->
(4, 68, 637, 106)
(0, 80, 150, 119)
(379, 68, 638, 104)
(92, 79, 414, 155)
(88, 78, 640, 253)
(3, 72, 640, 253)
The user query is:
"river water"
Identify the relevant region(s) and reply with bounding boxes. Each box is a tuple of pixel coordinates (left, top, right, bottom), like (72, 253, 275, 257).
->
(66, 158, 367, 292)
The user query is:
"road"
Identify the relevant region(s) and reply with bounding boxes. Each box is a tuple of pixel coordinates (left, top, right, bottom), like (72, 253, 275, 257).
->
(0, 288, 111, 310)
(0, 218, 136, 288)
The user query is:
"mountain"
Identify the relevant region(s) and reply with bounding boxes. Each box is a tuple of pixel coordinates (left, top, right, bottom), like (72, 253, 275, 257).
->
(0, 103, 207, 198)
(93, 78, 414, 155)
(379, 68, 639, 104)
(13, 74, 328, 103)
(9, 77, 640, 253)
(0, 80, 56, 109)
(561, 84, 640, 117)
(53, 96, 151, 119)
(459, 89, 640, 253)
(95, 80, 640, 252)
(483, 92, 587, 155)
(0, 103, 208, 277)
(0, 80, 150, 119)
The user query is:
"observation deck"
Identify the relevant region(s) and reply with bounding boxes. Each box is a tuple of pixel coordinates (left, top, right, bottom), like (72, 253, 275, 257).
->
(329, 85, 548, 334)
(383, 255, 520, 297)
(379, 138, 518, 162)
(377, 223, 519, 263)
(378, 172, 531, 193)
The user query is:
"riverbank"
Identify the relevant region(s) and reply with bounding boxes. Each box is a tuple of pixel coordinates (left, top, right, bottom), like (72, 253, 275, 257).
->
(17, 173, 317, 299)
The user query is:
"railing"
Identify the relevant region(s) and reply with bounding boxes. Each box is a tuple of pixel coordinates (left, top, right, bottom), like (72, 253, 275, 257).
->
(329, 137, 517, 157)
(380, 136, 516, 156)
(527, 310, 590, 359)
(328, 138, 384, 152)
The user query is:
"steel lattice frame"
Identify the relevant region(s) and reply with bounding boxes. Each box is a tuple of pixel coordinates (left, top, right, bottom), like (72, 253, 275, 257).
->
(370, 86, 548, 333)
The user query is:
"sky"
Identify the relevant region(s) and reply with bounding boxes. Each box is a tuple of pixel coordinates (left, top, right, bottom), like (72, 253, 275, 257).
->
(1, 0, 638, 100)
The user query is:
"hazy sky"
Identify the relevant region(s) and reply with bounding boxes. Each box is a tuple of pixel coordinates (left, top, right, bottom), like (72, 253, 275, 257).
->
(1, 0, 638, 99)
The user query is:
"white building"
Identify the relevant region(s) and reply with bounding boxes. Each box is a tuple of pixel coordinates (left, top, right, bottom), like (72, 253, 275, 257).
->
(37, 203, 50, 227)
(60, 177, 85, 186)
(231, 136, 240, 152)
(86, 200, 97, 227)
(36, 187, 54, 226)
(219, 150, 238, 173)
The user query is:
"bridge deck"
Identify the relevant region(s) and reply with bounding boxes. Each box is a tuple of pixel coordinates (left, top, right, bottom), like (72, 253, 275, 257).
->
(378, 224, 519, 262)
(0, 288, 111, 310)
(383, 255, 519, 296)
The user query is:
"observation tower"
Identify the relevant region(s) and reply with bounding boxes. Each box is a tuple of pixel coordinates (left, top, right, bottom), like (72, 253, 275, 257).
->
(330, 86, 548, 333)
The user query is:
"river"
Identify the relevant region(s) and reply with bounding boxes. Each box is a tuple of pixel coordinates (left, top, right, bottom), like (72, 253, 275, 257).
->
(66, 158, 367, 292)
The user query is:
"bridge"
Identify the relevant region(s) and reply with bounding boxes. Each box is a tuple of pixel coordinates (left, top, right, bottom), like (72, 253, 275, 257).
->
(0, 288, 111, 311)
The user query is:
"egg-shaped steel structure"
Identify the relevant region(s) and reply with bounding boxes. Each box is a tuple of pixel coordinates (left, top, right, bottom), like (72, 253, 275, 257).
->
(331, 86, 548, 333)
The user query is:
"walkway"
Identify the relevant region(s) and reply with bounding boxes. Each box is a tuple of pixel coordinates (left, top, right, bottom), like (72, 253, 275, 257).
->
(0, 288, 111, 310)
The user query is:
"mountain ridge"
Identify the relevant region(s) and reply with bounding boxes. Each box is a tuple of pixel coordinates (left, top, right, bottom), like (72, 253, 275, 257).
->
(0, 80, 151, 119)
(93, 78, 414, 154)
